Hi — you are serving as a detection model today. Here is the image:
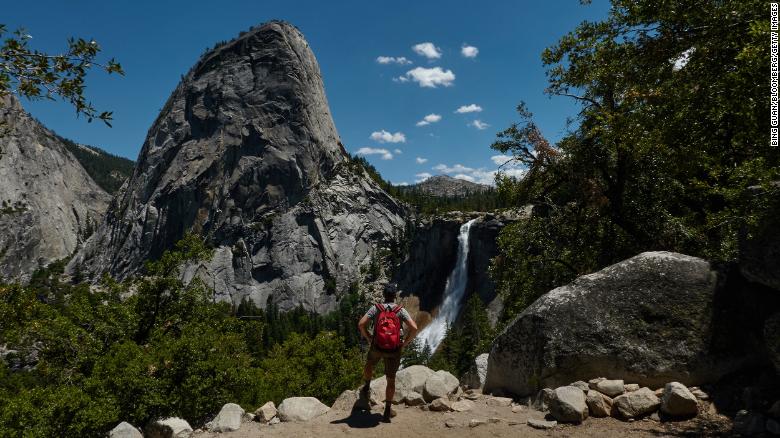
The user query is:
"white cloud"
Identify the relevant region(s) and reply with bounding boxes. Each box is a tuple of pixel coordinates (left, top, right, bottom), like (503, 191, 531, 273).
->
(394, 148, 402, 154)
(455, 104, 482, 113)
(415, 172, 432, 183)
(400, 67, 455, 88)
(392, 76, 410, 83)
(394, 181, 410, 186)
(370, 130, 406, 143)
(671, 47, 695, 71)
(416, 113, 442, 126)
(469, 119, 490, 130)
(412, 42, 442, 59)
(416, 157, 428, 164)
(377, 56, 412, 65)
(454, 174, 476, 182)
(357, 147, 394, 160)
(490, 154, 514, 166)
(461, 44, 479, 58)
(433, 163, 475, 174)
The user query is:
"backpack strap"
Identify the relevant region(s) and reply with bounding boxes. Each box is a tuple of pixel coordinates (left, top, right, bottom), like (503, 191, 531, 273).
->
(375, 303, 385, 313)
(391, 304, 404, 314)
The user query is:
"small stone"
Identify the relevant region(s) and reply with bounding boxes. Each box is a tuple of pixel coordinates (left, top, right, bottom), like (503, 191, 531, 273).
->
(486, 396, 513, 407)
(660, 382, 698, 417)
(488, 417, 502, 423)
(469, 419, 486, 428)
(242, 413, 255, 422)
(512, 405, 525, 413)
(527, 418, 557, 430)
(654, 388, 664, 397)
(533, 388, 555, 411)
(269, 417, 280, 425)
(452, 400, 474, 412)
(404, 391, 426, 406)
(429, 398, 453, 412)
(624, 384, 640, 392)
(613, 388, 660, 419)
(595, 379, 625, 397)
(444, 419, 459, 428)
(586, 389, 613, 417)
(146, 417, 193, 438)
(109, 422, 142, 438)
(570, 381, 590, 392)
(650, 412, 660, 422)
(690, 388, 709, 400)
(549, 386, 588, 423)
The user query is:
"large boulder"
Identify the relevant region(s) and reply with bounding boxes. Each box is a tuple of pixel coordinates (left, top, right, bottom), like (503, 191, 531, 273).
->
(109, 422, 142, 438)
(484, 252, 753, 396)
(461, 353, 489, 389)
(586, 390, 613, 417)
(278, 397, 329, 422)
(254, 401, 277, 422)
(613, 387, 660, 419)
(331, 391, 357, 412)
(660, 382, 698, 417)
(396, 365, 434, 394)
(423, 370, 459, 402)
(146, 418, 193, 438)
(549, 386, 588, 423)
(209, 402, 244, 432)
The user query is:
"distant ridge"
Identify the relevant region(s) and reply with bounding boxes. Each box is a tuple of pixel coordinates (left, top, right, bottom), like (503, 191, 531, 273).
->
(403, 175, 490, 198)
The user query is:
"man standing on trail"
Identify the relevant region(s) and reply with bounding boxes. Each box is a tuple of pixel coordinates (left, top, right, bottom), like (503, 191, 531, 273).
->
(357, 282, 418, 422)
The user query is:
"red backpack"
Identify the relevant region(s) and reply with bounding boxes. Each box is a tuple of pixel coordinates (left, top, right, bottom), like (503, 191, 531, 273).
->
(373, 303, 403, 351)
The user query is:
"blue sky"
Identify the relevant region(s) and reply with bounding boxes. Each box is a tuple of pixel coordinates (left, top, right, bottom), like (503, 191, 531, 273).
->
(4, 0, 610, 185)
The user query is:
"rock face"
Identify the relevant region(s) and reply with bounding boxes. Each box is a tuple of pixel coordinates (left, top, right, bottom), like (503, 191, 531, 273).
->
(484, 251, 755, 396)
(403, 175, 489, 198)
(67, 21, 406, 312)
(461, 353, 489, 389)
(277, 397, 329, 422)
(0, 95, 110, 283)
(109, 422, 142, 438)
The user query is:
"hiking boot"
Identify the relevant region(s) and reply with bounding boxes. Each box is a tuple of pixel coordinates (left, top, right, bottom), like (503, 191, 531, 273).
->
(382, 404, 397, 422)
(355, 383, 371, 411)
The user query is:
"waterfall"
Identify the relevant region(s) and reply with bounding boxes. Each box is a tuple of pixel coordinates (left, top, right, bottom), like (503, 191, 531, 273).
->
(416, 218, 476, 354)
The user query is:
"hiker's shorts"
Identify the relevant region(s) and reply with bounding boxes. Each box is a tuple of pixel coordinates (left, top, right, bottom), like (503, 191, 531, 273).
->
(366, 345, 402, 379)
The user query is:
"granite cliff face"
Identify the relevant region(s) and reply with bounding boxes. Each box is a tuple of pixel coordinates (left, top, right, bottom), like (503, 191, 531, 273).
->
(404, 175, 489, 197)
(68, 22, 407, 312)
(0, 95, 111, 283)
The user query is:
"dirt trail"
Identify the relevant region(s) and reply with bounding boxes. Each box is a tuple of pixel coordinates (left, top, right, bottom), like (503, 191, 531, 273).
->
(200, 394, 732, 438)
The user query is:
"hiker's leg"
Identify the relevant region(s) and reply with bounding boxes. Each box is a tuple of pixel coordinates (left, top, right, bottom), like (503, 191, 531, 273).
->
(385, 376, 396, 403)
(384, 353, 401, 403)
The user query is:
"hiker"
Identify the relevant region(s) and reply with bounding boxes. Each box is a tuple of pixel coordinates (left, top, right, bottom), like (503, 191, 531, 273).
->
(357, 283, 418, 421)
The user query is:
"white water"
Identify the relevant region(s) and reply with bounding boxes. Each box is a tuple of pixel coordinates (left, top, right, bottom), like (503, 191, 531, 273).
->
(416, 219, 476, 353)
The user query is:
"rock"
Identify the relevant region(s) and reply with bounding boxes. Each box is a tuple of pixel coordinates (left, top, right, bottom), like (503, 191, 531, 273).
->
(650, 412, 660, 421)
(595, 379, 625, 397)
(533, 388, 555, 411)
(691, 388, 710, 400)
(370, 375, 388, 404)
(484, 252, 755, 396)
(444, 419, 459, 428)
(331, 391, 357, 412)
(527, 418, 557, 430)
(0, 95, 111, 284)
(269, 417, 280, 425)
(469, 419, 486, 428)
(404, 391, 426, 406)
(734, 410, 766, 436)
(278, 397, 330, 422)
(146, 417, 193, 438)
(549, 386, 588, 423)
(210, 403, 244, 432)
(452, 400, 474, 412)
(486, 396, 513, 407)
(767, 419, 780, 435)
(624, 384, 640, 392)
(488, 417, 502, 423)
(67, 21, 408, 314)
(461, 353, 489, 389)
(512, 405, 525, 413)
(586, 390, 613, 418)
(396, 365, 434, 394)
(613, 387, 660, 419)
(588, 377, 606, 389)
(429, 398, 453, 412)
(654, 388, 664, 397)
(570, 381, 590, 392)
(660, 382, 698, 417)
(423, 371, 459, 402)
(109, 422, 142, 438)
(766, 313, 780, 374)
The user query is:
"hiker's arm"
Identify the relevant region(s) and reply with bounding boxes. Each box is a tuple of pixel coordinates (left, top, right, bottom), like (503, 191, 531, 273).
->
(402, 318, 418, 348)
(358, 315, 371, 344)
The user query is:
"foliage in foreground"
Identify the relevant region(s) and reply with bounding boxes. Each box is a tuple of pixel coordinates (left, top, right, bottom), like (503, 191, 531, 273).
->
(490, 0, 780, 320)
(0, 234, 363, 437)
